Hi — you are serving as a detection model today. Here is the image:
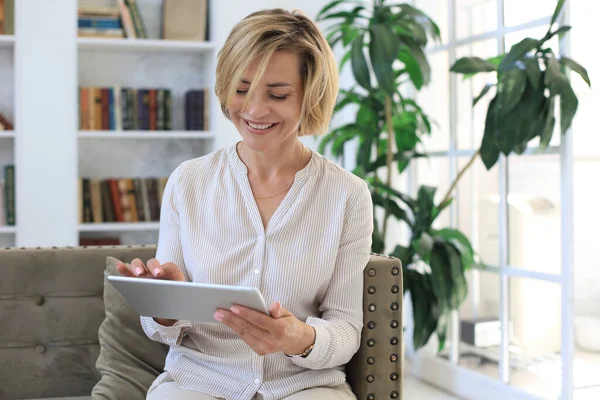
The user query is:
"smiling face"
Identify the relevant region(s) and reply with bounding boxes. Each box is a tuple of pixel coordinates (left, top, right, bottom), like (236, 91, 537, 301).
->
(227, 51, 304, 153)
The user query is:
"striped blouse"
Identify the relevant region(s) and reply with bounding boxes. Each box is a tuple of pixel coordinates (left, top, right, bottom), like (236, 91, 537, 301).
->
(140, 143, 373, 400)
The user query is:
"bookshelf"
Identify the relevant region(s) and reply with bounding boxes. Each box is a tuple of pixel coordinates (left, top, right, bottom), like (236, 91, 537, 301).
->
(79, 130, 215, 139)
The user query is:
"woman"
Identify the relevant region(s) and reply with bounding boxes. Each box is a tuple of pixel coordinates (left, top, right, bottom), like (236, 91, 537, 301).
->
(117, 8, 373, 400)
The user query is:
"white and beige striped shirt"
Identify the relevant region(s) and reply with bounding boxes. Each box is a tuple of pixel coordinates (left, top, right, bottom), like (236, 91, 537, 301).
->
(141, 143, 373, 400)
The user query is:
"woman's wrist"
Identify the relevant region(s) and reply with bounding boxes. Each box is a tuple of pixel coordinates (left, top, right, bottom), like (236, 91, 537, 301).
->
(154, 317, 177, 327)
(284, 323, 316, 356)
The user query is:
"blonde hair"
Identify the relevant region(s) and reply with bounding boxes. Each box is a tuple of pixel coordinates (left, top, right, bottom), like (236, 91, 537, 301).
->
(215, 9, 339, 136)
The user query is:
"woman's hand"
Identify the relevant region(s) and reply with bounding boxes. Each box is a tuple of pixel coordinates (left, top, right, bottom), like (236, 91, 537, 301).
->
(214, 302, 316, 357)
(116, 258, 186, 327)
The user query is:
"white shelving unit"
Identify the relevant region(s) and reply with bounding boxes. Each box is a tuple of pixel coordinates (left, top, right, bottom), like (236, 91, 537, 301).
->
(79, 131, 215, 139)
(0, 130, 15, 138)
(0, 35, 15, 48)
(0, 226, 17, 235)
(78, 37, 215, 53)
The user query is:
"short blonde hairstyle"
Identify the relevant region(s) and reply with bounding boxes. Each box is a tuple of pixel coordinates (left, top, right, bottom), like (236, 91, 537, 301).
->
(215, 9, 339, 136)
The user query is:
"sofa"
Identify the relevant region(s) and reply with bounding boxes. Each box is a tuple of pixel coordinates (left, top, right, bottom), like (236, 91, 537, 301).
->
(0, 245, 403, 400)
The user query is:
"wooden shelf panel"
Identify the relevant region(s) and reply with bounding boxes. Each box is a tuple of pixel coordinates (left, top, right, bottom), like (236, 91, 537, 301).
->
(78, 37, 215, 54)
(79, 222, 160, 232)
(79, 131, 214, 139)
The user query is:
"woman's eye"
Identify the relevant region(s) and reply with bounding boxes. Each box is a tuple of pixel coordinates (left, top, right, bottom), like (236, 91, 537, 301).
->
(270, 95, 288, 101)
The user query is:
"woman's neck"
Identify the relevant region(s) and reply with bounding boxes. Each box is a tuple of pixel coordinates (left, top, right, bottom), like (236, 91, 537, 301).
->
(239, 140, 305, 182)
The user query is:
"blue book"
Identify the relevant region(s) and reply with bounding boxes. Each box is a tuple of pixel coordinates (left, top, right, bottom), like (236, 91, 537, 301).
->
(78, 18, 122, 29)
(108, 88, 115, 131)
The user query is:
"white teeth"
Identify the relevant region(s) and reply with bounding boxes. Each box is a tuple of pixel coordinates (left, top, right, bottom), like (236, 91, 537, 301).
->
(247, 121, 275, 130)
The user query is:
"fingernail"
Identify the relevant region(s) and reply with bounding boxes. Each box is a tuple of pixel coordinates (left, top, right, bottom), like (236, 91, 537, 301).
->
(230, 306, 240, 314)
(214, 311, 224, 321)
(135, 267, 143, 275)
(153, 268, 160, 276)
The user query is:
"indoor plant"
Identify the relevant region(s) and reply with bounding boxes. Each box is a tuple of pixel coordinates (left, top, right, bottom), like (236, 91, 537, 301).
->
(316, 0, 476, 351)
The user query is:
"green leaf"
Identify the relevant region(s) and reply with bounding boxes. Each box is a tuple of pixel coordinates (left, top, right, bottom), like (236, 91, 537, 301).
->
(480, 97, 500, 170)
(407, 269, 440, 349)
(356, 104, 379, 131)
(339, 50, 352, 72)
(357, 134, 373, 173)
(397, 48, 424, 89)
(371, 191, 413, 228)
(540, 96, 555, 148)
(316, 0, 345, 19)
(545, 56, 579, 133)
(560, 56, 592, 87)
(499, 38, 539, 72)
(496, 68, 526, 116)
(550, 0, 566, 26)
(413, 232, 434, 259)
(371, 181, 417, 211)
(371, 214, 385, 254)
(403, 38, 431, 86)
(331, 126, 360, 157)
(369, 24, 400, 95)
(351, 33, 372, 90)
(433, 228, 476, 271)
(414, 185, 436, 235)
(450, 57, 497, 74)
(545, 25, 572, 42)
(442, 242, 468, 308)
(342, 25, 361, 47)
(428, 243, 451, 311)
(368, 151, 424, 174)
(473, 83, 494, 107)
(392, 245, 413, 268)
(395, 4, 442, 42)
(436, 311, 448, 352)
(524, 58, 542, 90)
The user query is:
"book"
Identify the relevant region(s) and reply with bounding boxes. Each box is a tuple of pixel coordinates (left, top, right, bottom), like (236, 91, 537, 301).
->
(117, 0, 136, 39)
(126, 0, 147, 39)
(4, 165, 14, 226)
(0, 112, 13, 130)
(163, 0, 207, 41)
(1, 0, 14, 35)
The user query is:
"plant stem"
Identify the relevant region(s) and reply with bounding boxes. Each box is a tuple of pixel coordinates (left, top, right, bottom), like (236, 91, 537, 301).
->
(441, 148, 480, 205)
(382, 96, 394, 241)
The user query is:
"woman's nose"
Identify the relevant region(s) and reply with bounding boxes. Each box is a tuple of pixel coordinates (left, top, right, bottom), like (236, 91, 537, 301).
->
(243, 93, 269, 119)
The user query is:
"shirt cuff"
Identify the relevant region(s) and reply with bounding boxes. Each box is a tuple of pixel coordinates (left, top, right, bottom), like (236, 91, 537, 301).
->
(289, 317, 331, 369)
(140, 316, 192, 346)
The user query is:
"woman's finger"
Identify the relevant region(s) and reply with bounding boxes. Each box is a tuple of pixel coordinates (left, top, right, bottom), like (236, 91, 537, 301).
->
(147, 258, 162, 277)
(115, 261, 135, 277)
(130, 258, 147, 276)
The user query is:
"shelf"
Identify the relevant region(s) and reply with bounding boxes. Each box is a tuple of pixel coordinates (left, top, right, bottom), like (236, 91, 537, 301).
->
(0, 226, 17, 234)
(0, 130, 15, 138)
(79, 222, 160, 232)
(78, 37, 215, 54)
(79, 131, 214, 139)
(0, 35, 15, 48)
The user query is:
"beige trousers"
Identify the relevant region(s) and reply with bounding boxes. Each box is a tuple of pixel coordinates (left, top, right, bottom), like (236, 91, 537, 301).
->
(146, 373, 356, 400)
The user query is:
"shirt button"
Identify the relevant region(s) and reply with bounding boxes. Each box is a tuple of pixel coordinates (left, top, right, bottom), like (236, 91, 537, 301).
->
(254, 269, 260, 275)
(254, 378, 261, 384)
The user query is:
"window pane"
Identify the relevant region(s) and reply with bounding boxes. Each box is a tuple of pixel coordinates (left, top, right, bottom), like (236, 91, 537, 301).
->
(414, 0, 449, 44)
(574, 160, 600, 400)
(507, 154, 561, 274)
(415, 156, 451, 228)
(456, 0, 497, 40)
(453, 270, 501, 380)
(508, 277, 562, 399)
(418, 51, 450, 152)
(455, 40, 498, 150)
(456, 155, 500, 266)
(503, 0, 555, 27)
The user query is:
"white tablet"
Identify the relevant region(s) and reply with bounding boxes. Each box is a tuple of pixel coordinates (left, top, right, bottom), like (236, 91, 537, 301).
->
(106, 274, 270, 323)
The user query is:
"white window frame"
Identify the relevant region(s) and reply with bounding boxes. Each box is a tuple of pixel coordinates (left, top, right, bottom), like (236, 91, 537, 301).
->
(406, 1, 575, 399)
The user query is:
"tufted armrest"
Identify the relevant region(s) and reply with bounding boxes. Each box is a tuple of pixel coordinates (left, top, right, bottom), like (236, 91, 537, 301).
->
(346, 254, 403, 400)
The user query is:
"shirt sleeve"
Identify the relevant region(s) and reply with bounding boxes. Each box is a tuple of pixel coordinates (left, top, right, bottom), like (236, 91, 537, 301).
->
(291, 181, 373, 370)
(140, 165, 192, 345)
